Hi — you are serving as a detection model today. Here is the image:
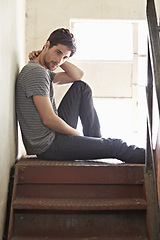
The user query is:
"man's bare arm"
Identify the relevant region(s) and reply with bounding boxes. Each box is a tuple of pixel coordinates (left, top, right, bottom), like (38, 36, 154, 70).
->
(33, 95, 81, 136)
(28, 50, 84, 84)
(53, 61, 84, 84)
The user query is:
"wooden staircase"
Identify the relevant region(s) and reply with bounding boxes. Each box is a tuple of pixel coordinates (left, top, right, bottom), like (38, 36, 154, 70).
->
(8, 157, 149, 240)
(5, 0, 160, 239)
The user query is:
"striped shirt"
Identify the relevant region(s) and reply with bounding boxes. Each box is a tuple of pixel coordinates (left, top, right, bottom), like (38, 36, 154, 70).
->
(16, 60, 57, 155)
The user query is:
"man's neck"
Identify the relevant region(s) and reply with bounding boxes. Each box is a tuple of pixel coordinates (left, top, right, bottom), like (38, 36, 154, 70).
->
(33, 52, 47, 70)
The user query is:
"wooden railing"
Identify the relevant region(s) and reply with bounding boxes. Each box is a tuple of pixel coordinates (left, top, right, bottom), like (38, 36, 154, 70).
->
(146, 0, 160, 195)
(145, 0, 160, 239)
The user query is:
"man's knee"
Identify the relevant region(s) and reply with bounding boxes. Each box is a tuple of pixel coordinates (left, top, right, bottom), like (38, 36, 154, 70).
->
(72, 80, 92, 94)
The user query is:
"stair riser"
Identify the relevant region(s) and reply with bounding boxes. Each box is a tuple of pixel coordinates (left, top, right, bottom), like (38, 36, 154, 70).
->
(16, 165, 144, 184)
(16, 184, 145, 199)
(13, 210, 147, 239)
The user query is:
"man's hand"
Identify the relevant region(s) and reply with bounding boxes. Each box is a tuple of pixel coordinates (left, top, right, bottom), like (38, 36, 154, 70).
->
(28, 49, 84, 85)
(28, 50, 41, 60)
(33, 95, 82, 136)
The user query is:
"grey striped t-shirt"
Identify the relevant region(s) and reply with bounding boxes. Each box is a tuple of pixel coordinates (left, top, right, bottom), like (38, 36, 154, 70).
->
(16, 60, 57, 155)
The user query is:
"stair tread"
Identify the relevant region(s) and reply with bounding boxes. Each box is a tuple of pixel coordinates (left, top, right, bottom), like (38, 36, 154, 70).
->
(13, 197, 147, 210)
(18, 156, 145, 167)
(11, 237, 148, 240)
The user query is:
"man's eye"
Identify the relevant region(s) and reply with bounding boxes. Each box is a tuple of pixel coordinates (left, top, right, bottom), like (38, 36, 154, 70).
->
(56, 50, 61, 55)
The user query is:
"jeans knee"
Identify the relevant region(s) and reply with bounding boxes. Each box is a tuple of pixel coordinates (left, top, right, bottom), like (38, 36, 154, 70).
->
(72, 81, 92, 95)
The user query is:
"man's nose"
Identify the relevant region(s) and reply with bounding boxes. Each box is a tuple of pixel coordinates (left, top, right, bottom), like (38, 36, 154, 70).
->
(57, 56, 63, 64)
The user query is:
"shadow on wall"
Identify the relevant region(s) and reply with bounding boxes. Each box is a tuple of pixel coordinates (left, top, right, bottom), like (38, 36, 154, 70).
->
(2, 51, 23, 240)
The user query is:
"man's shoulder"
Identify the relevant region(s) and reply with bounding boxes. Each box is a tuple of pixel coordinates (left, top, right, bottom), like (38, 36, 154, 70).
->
(18, 61, 48, 82)
(23, 60, 45, 74)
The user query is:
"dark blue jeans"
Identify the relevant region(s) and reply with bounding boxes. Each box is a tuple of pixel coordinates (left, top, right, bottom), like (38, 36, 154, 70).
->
(38, 81, 145, 163)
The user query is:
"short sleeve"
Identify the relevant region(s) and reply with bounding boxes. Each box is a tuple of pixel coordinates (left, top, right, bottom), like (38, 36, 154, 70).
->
(49, 71, 56, 81)
(21, 67, 51, 98)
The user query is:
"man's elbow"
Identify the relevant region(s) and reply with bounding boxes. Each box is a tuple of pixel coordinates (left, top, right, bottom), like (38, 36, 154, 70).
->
(80, 70, 84, 79)
(76, 70, 84, 80)
(42, 116, 52, 128)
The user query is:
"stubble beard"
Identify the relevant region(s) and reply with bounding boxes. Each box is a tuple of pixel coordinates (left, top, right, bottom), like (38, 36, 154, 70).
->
(44, 60, 55, 71)
(43, 56, 58, 71)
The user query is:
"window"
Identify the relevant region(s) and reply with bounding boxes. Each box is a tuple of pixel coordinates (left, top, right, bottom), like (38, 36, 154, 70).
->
(71, 20, 133, 61)
(70, 19, 148, 148)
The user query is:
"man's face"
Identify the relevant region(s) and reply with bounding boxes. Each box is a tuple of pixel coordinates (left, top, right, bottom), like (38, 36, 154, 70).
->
(43, 43, 71, 71)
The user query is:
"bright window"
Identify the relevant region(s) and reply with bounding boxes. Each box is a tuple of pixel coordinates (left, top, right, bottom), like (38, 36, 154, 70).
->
(71, 20, 133, 61)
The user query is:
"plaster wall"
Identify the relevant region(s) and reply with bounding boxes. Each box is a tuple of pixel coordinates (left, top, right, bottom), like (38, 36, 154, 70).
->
(155, 0, 160, 18)
(25, 0, 147, 104)
(26, 0, 146, 53)
(0, 0, 26, 238)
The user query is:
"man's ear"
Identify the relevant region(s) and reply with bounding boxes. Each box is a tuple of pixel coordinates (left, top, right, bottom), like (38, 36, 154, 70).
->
(44, 41, 50, 50)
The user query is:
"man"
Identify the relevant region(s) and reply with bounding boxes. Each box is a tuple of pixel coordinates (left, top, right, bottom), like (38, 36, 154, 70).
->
(16, 28, 145, 163)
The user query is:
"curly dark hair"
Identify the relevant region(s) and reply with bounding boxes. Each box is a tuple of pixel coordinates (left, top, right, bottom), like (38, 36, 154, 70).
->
(47, 28, 76, 57)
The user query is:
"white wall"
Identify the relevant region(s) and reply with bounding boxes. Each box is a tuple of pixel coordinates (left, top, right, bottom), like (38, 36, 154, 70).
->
(0, 0, 26, 238)
(155, 0, 160, 17)
(25, 0, 147, 104)
(26, 0, 146, 54)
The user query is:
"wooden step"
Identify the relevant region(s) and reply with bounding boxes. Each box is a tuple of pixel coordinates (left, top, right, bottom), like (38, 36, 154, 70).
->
(13, 197, 147, 211)
(12, 209, 147, 239)
(8, 158, 148, 240)
(15, 159, 145, 185)
(16, 183, 145, 199)
(11, 237, 148, 240)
